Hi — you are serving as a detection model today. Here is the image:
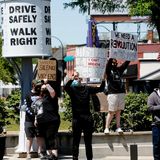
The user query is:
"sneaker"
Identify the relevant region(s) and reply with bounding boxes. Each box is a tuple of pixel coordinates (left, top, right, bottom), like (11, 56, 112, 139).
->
(104, 128, 110, 134)
(26, 153, 31, 160)
(116, 128, 123, 133)
(39, 151, 47, 159)
(48, 154, 58, 160)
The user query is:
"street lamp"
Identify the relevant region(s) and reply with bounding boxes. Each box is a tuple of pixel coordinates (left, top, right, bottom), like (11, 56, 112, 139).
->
(51, 36, 65, 95)
(51, 35, 64, 61)
(96, 24, 110, 32)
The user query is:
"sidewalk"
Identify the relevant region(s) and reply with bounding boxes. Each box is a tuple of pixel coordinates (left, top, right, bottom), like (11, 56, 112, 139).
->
(3, 154, 154, 160)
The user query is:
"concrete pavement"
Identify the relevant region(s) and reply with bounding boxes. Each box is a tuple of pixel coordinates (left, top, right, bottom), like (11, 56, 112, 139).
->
(3, 154, 154, 160)
(4, 131, 154, 160)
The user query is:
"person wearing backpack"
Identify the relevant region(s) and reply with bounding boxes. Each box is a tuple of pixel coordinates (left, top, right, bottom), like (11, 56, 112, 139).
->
(24, 80, 46, 159)
(34, 79, 60, 160)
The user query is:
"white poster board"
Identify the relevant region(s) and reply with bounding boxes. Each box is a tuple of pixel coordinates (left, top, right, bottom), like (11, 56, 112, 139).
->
(110, 31, 138, 61)
(76, 47, 108, 79)
(1, 0, 51, 57)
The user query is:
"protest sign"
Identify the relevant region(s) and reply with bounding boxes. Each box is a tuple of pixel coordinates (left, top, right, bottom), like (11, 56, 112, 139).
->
(91, 92, 108, 112)
(76, 47, 108, 79)
(110, 31, 138, 61)
(37, 59, 56, 81)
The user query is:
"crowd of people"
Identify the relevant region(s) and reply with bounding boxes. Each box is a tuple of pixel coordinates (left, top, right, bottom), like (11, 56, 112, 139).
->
(23, 57, 131, 160)
(23, 57, 157, 160)
(24, 79, 60, 160)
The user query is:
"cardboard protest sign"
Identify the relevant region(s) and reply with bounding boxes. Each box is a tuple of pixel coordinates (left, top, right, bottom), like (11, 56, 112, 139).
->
(110, 31, 138, 61)
(76, 47, 108, 79)
(37, 59, 56, 81)
(91, 92, 108, 112)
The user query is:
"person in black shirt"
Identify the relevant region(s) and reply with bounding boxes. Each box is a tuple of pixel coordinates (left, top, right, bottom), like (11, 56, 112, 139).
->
(104, 58, 130, 134)
(24, 80, 46, 159)
(34, 79, 60, 160)
(64, 72, 105, 160)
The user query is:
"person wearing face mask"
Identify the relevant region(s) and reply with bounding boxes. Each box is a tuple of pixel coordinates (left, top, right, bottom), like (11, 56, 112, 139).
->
(64, 71, 105, 160)
(104, 58, 130, 134)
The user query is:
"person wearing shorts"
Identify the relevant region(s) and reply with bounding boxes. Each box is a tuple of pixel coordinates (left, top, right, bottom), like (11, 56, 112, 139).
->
(104, 58, 130, 134)
(24, 80, 46, 159)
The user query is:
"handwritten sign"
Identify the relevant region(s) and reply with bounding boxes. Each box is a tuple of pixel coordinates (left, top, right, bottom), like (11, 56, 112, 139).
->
(110, 31, 138, 61)
(37, 59, 56, 81)
(76, 47, 108, 79)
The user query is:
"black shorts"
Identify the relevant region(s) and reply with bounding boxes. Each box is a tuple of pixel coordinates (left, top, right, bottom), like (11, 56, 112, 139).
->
(37, 119, 60, 150)
(24, 121, 36, 138)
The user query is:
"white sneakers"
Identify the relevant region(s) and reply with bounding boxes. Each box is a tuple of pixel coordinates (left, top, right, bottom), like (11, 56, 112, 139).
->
(116, 128, 123, 133)
(104, 128, 110, 134)
(104, 128, 123, 134)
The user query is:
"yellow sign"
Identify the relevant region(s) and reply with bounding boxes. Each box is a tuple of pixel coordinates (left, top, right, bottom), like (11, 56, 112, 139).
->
(37, 59, 56, 81)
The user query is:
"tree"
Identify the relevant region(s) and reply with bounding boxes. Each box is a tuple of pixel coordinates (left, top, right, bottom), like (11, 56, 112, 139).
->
(128, 0, 160, 41)
(64, 0, 160, 41)
(0, 37, 19, 84)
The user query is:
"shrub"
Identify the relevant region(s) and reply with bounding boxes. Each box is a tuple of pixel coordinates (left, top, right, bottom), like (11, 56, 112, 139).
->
(61, 92, 72, 131)
(121, 92, 152, 131)
(0, 98, 11, 128)
(61, 91, 152, 132)
(0, 89, 20, 131)
(5, 89, 20, 123)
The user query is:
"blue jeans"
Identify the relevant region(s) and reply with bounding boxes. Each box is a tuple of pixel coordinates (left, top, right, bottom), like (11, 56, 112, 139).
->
(152, 126, 160, 160)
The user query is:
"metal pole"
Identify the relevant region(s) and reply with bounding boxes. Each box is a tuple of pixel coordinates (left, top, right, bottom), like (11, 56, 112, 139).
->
(130, 144, 138, 160)
(51, 35, 64, 88)
(16, 58, 34, 153)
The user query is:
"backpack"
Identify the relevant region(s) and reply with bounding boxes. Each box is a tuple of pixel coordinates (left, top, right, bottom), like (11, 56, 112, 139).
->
(31, 98, 44, 124)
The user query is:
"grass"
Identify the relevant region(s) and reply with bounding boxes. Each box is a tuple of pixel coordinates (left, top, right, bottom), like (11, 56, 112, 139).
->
(6, 122, 19, 131)
(59, 112, 71, 131)
(6, 112, 71, 131)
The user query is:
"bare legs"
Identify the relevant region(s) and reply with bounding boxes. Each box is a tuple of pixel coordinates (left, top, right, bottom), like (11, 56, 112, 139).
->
(26, 137, 33, 154)
(115, 110, 121, 129)
(36, 137, 46, 153)
(105, 111, 114, 129)
(105, 110, 122, 132)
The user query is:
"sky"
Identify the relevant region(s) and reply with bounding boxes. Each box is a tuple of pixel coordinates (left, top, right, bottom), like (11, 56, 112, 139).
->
(0, 0, 149, 47)
(51, 0, 149, 47)
(51, 0, 88, 47)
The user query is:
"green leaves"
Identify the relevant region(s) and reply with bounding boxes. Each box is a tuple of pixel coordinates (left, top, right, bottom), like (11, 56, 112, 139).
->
(0, 98, 10, 127)
(64, 0, 124, 14)
(121, 92, 151, 131)
(0, 37, 17, 84)
(62, 91, 152, 132)
(0, 90, 20, 128)
(63, 0, 160, 41)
